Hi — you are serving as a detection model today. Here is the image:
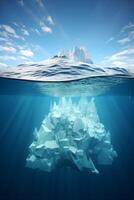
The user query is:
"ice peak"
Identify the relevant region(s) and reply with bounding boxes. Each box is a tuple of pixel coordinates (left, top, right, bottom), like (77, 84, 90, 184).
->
(57, 47, 93, 64)
(73, 47, 93, 64)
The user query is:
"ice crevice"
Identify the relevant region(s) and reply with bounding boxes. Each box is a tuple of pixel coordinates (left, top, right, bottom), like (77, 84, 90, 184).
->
(26, 97, 117, 173)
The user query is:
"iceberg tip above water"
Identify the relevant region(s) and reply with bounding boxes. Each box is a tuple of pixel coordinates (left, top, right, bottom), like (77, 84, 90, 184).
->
(0, 47, 133, 82)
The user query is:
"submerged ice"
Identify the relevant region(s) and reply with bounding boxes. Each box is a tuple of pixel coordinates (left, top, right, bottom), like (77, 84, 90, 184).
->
(26, 97, 117, 173)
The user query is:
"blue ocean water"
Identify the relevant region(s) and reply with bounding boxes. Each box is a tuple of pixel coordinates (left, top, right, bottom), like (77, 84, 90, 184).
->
(0, 76, 134, 200)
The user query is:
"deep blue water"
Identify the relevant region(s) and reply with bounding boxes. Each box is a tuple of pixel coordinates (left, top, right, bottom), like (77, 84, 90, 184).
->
(0, 77, 134, 200)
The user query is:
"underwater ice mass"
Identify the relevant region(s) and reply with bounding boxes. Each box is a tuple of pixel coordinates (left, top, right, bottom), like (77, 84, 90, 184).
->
(27, 97, 117, 173)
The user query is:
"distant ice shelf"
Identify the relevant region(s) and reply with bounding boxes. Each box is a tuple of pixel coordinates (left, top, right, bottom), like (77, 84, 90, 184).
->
(26, 97, 117, 173)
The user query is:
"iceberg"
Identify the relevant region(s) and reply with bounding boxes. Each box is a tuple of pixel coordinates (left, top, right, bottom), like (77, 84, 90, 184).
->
(0, 47, 131, 83)
(26, 97, 117, 173)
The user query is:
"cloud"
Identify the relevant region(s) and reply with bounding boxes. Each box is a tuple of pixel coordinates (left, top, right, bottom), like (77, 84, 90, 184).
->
(106, 37, 114, 44)
(0, 55, 16, 61)
(39, 15, 54, 33)
(19, 56, 30, 60)
(0, 37, 8, 42)
(121, 22, 134, 32)
(109, 49, 134, 60)
(118, 30, 134, 45)
(116, 22, 134, 46)
(0, 24, 25, 41)
(12, 22, 20, 27)
(101, 48, 134, 71)
(18, 0, 24, 7)
(0, 62, 8, 67)
(0, 25, 16, 35)
(41, 25, 52, 33)
(34, 28, 41, 35)
(4, 41, 14, 46)
(0, 31, 9, 39)
(36, 0, 44, 8)
(31, 28, 41, 35)
(20, 49, 34, 57)
(0, 46, 16, 53)
(21, 28, 29, 36)
(47, 16, 54, 25)
(117, 37, 131, 45)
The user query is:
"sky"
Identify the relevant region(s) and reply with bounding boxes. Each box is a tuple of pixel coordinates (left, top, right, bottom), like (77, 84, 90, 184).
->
(0, 0, 134, 70)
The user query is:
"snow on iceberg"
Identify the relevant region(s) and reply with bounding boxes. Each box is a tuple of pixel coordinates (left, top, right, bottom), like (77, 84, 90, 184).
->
(26, 97, 117, 173)
(0, 47, 131, 83)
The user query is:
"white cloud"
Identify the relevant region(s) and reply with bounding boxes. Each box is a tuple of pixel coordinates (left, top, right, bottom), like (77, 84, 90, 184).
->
(34, 28, 41, 35)
(0, 25, 16, 35)
(0, 31, 9, 39)
(40, 21, 44, 27)
(118, 30, 134, 45)
(12, 22, 20, 27)
(0, 62, 8, 67)
(110, 49, 134, 60)
(121, 22, 134, 32)
(105, 49, 134, 63)
(4, 41, 15, 47)
(19, 56, 29, 60)
(41, 25, 52, 33)
(20, 49, 34, 57)
(106, 37, 114, 44)
(117, 37, 131, 45)
(31, 28, 41, 35)
(47, 16, 54, 25)
(40, 16, 54, 33)
(17, 45, 27, 50)
(101, 48, 134, 72)
(0, 24, 25, 41)
(0, 37, 8, 42)
(117, 22, 134, 48)
(21, 28, 29, 36)
(0, 46, 16, 53)
(18, 0, 24, 7)
(36, 0, 44, 8)
(0, 56, 16, 61)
